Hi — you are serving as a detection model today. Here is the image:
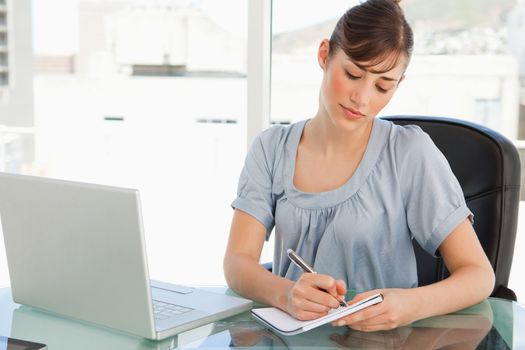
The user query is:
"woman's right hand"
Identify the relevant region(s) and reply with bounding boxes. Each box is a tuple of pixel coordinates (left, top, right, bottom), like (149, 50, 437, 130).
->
(286, 272, 347, 320)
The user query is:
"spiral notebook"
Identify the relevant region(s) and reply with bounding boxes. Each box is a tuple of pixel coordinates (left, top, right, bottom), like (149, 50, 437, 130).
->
(251, 293, 383, 336)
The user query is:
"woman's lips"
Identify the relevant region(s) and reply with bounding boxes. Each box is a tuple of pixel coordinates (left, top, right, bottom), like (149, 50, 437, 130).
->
(341, 104, 365, 120)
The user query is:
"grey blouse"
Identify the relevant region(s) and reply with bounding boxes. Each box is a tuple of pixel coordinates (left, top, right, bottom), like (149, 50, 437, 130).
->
(231, 118, 472, 292)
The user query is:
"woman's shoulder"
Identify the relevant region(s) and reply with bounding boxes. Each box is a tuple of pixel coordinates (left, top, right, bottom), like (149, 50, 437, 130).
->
(258, 120, 305, 140)
(383, 120, 436, 155)
(252, 120, 306, 154)
(379, 119, 448, 173)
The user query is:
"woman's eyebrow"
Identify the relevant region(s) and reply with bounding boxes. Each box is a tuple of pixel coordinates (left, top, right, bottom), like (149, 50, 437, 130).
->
(349, 60, 399, 82)
(379, 76, 398, 82)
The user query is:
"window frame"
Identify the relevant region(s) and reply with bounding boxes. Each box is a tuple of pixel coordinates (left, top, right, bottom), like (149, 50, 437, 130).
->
(246, 0, 272, 147)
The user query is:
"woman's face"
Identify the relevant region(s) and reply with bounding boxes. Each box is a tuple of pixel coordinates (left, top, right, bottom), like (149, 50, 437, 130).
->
(318, 40, 407, 132)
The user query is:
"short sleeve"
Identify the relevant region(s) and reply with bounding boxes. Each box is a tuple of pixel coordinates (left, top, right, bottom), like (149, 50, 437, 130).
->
(231, 128, 281, 236)
(395, 125, 473, 256)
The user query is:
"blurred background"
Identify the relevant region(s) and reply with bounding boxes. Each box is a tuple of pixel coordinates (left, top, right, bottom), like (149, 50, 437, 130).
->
(0, 0, 524, 300)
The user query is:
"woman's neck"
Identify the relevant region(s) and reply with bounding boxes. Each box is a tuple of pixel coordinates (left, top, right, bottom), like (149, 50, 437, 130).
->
(304, 114, 374, 159)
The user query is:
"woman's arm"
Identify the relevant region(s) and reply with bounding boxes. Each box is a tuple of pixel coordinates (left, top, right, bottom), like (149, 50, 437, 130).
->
(336, 218, 495, 331)
(224, 209, 346, 320)
(410, 218, 495, 317)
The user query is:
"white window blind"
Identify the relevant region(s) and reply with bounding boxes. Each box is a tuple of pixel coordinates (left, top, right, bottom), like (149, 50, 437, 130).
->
(0, 0, 8, 91)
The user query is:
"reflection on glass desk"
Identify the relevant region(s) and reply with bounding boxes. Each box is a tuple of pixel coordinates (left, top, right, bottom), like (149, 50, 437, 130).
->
(1, 287, 524, 349)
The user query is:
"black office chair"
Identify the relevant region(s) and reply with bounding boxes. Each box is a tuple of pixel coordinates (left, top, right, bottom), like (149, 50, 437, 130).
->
(263, 115, 521, 301)
(383, 116, 521, 301)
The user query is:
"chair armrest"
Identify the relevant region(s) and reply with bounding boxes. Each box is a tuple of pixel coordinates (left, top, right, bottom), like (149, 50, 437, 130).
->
(491, 285, 517, 301)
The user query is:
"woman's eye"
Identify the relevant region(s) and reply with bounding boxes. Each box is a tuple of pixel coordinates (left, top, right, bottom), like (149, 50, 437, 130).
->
(376, 86, 389, 93)
(344, 70, 360, 80)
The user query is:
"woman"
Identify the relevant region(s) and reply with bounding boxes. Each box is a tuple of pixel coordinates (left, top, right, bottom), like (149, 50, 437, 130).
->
(224, 0, 495, 332)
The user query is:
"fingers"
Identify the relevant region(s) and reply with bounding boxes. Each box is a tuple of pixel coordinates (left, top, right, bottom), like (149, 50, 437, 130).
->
(289, 273, 345, 318)
(336, 280, 347, 304)
(346, 289, 381, 304)
(288, 287, 333, 320)
(330, 300, 385, 327)
(331, 289, 385, 327)
(309, 273, 340, 295)
(347, 310, 404, 331)
(293, 298, 331, 320)
(336, 279, 347, 296)
(302, 273, 344, 307)
(332, 289, 413, 332)
(294, 293, 332, 314)
(334, 306, 386, 327)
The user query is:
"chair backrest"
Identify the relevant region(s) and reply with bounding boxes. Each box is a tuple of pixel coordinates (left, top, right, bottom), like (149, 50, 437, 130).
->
(383, 116, 521, 300)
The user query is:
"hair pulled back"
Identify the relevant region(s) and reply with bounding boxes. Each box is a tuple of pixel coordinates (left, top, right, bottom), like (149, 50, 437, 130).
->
(328, 0, 413, 73)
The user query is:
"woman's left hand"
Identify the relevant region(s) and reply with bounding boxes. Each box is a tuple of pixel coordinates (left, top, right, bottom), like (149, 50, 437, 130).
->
(331, 288, 420, 332)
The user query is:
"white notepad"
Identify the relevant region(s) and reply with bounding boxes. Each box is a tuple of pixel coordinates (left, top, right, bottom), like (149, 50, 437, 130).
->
(251, 293, 383, 336)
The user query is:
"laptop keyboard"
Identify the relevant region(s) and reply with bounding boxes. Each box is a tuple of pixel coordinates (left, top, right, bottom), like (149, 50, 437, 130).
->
(152, 299, 193, 320)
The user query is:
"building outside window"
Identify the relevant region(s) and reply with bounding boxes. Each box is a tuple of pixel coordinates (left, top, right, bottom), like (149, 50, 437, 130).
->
(0, 0, 248, 287)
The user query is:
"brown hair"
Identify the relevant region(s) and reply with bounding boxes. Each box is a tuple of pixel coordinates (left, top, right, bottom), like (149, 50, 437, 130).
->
(328, 0, 413, 73)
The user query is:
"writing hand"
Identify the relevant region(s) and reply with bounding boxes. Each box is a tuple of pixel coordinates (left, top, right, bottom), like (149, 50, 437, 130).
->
(286, 272, 347, 320)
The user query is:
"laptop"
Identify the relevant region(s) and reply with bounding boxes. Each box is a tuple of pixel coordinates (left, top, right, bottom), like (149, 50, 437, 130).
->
(0, 172, 252, 340)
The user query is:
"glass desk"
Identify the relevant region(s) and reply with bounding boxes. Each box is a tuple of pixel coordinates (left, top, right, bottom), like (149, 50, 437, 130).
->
(0, 287, 524, 349)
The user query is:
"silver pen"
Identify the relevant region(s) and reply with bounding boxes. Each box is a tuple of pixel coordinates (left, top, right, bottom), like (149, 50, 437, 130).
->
(286, 249, 347, 307)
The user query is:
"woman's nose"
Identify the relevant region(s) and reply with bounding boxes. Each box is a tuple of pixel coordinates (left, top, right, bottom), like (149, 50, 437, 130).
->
(350, 82, 371, 108)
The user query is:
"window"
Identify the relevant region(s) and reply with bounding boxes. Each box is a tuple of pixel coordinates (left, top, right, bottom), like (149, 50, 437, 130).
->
(271, 1, 521, 141)
(271, 1, 352, 125)
(0, 2, 8, 88)
(270, 0, 524, 197)
(475, 98, 502, 131)
(0, 0, 248, 287)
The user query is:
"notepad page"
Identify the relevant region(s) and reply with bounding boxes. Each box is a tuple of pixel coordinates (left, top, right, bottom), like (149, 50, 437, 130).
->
(252, 293, 383, 335)
(252, 307, 310, 333)
(302, 295, 383, 331)
(252, 304, 358, 333)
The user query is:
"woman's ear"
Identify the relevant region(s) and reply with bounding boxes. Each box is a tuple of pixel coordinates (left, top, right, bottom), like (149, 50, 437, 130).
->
(317, 39, 330, 70)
